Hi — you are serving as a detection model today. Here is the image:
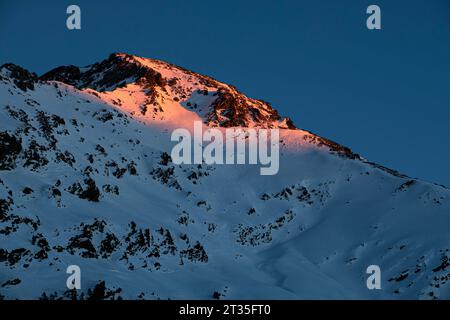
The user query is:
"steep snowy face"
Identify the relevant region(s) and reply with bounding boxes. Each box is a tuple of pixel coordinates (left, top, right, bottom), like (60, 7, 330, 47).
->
(1, 54, 450, 300)
(41, 53, 296, 129)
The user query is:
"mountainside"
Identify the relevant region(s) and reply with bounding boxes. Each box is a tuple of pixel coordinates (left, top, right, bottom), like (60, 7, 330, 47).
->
(1, 53, 450, 300)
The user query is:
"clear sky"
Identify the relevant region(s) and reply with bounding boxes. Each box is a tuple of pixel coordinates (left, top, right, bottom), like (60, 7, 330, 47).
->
(1, 0, 450, 186)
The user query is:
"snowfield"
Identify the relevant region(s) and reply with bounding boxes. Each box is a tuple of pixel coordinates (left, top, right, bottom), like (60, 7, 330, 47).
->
(0, 53, 449, 300)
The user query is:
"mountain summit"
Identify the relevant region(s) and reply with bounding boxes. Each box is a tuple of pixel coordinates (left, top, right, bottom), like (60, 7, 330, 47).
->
(41, 53, 296, 129)
(0, 54, 449, 300)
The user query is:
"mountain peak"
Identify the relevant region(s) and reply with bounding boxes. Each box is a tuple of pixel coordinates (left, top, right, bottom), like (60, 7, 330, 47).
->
(40, 53, 162, 92)
(3, 53, 449, 300)
(40, 53, 296, 129)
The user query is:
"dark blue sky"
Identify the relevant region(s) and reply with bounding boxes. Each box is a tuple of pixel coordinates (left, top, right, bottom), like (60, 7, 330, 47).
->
(1, 0, 450, 186)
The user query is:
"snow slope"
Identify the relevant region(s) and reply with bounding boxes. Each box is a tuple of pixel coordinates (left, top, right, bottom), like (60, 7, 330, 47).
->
(0, 54, 449, 300)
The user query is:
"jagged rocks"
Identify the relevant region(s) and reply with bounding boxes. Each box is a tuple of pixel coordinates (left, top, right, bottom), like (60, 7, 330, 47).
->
(0, 248, 31, 266)
(305, 134, 360, 160)
(87, 281, 122, 300)
(159, 152, 171, 166)
(104, 159, 137, 179)
(123, 221, 152, 256)
(396, 180, 416, 192)
(22, 187, 33, 195)
(206, 89, 295, 129)
(151, 166, 181, 190)
(0, 131, 22, 170)
(66, 220, 106, 258)
(269, 184, 315, 205)
(99, 233, 121, 258)
(180, 242, 208, 263)
(31, 233, 50, 261)
(93, 109, 114, 122)
(432, 253, 450, 273)
(39, 65, 81, 87)
(41, 53, 165, 93)
(67, 178, 101, 202)
(0, 195, 40, 236)
(5, 106, 32, 134)
(22, 140, 49, 170)
(36, 111, 65, 143)
(0, 63, 38, 91)
(234, 210, 296, 246)
(55, 150, 76, 167)
(0, 197, 13, 222)
(67, 236, 97, 258)
(102, 184, 119, 195)
(1, 278, 21, 288)
(297, 186, 312, 203)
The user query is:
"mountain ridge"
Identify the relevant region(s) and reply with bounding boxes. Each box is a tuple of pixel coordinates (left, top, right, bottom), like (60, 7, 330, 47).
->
(1, 53, 449, 300)
(0, 54, 377, 167)
(38, 53, 296, 130)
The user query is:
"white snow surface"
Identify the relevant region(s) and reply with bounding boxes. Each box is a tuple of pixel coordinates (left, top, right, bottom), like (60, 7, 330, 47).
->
(0, 54, 449, 300)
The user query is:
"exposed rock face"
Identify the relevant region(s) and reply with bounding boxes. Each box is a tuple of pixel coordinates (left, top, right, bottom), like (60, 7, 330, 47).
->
(41, 53, 166, 92)
(40, 53, 295, 129)
(0, 63, 38, 92)
(0, 132, 22, 170)
(207, 89, 296, 129)
(39, 65, 81, 87)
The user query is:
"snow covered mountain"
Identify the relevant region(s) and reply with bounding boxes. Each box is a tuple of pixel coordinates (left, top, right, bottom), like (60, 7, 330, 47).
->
(1, 53, 449, 300)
